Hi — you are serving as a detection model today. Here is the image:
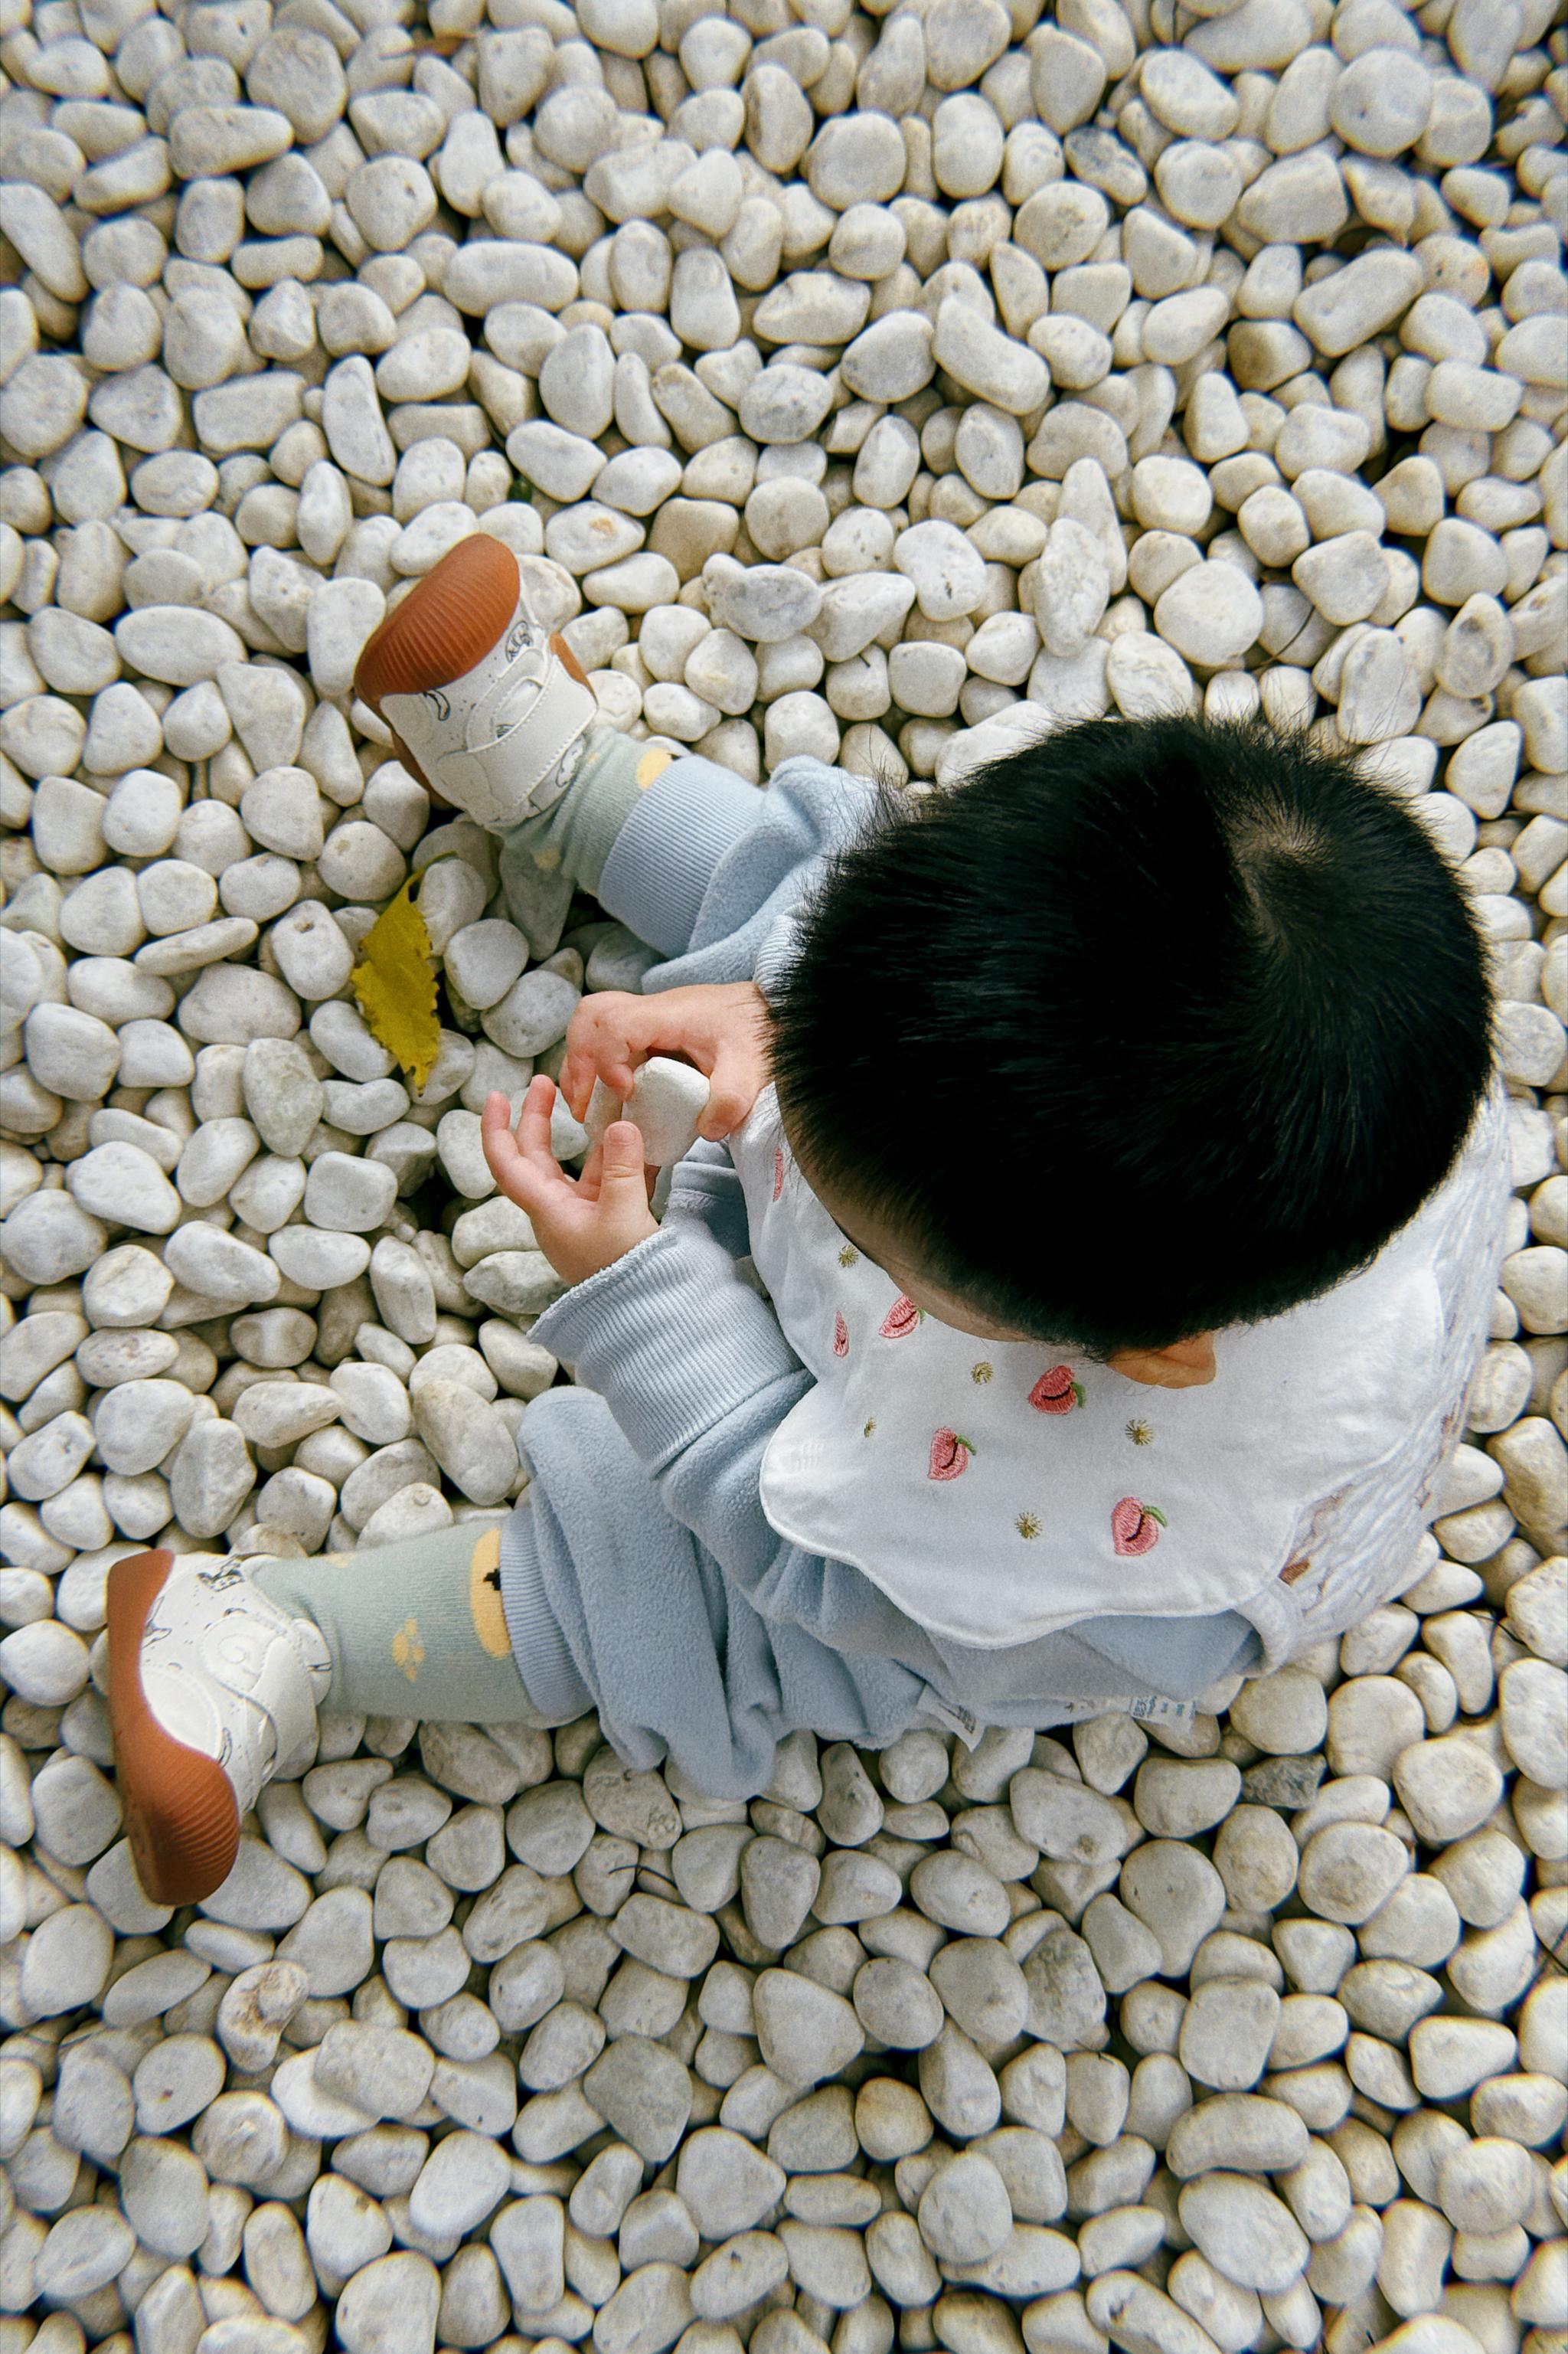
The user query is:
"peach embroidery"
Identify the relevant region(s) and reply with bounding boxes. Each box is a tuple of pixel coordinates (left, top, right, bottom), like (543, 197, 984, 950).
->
(929, 1429, 975, 1479)
(1111, 1497, 1166, 1555)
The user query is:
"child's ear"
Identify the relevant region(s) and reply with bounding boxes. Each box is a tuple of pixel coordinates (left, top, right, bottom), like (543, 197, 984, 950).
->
(1112, 1333, 1217, 1388)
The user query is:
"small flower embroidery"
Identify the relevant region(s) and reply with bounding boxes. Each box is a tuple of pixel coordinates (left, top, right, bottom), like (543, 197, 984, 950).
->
(1017, 1511, 1041, 1539)
(391, 1618, 425, 1681)
(863, 1417, 876, 1437)
(772, 1146, 785, 1201)
(833, 1310, 849, 1357)
(880, 1295, 923, 1339)
(1125, 1418, 1154, 1445)
(1030, 1365, 1084, 1413)
(929, 1427, 975, 1480)
(972, 1361, 993, 1383)
(1110, 1497, 1167, 1556)
(838, 1244, 858, 1267)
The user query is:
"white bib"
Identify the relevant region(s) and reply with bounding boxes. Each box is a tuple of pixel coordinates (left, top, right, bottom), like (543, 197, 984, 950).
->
(727, 1080, 1508, 1653)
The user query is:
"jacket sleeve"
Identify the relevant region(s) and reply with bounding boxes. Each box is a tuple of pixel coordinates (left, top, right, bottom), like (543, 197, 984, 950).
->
(528, 1217, 816, 1587)
(661, 1137, 754, 1264)
(597, 752, 878, 984)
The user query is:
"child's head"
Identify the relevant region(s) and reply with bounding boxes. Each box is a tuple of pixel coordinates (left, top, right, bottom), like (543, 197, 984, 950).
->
(766, 714, 1496, 1362)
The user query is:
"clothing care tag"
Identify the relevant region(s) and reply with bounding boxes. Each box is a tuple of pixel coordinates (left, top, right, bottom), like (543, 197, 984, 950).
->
(1125, 1692, 1198, 1725)
(1035, 1691, 1198, 1725)
(917, 1688, 983, 1748)
(917, 1687, 1197, 1744)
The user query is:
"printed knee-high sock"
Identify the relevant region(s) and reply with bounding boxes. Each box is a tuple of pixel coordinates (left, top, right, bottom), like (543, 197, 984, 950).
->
(501, 727, 675, 897)
(250, 1516, 547, 1721)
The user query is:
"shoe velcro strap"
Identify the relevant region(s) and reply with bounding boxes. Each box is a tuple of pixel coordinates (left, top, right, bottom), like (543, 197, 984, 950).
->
(435, 658, 599, 828)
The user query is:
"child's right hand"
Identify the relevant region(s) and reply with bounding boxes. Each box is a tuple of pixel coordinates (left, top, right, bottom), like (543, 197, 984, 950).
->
(560, 981, 770, 1143)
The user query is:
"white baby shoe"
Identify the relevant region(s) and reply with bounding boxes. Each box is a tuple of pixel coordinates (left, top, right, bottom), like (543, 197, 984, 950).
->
(107, 1549, 332, 1904)
(355, 535, 600, 830)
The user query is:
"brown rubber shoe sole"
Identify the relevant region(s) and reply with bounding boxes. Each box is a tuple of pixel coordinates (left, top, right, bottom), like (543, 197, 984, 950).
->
(354, 535, 590, 795)
(107, 1548, 240, 1907)
(357, 534, 521, 717)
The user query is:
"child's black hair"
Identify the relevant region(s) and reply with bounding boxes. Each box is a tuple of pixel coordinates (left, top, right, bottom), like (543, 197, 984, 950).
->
(766, 714, 1497, 1358)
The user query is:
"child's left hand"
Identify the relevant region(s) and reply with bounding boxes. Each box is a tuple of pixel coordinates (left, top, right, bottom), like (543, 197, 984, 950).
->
(482, 1078, 659, 1286)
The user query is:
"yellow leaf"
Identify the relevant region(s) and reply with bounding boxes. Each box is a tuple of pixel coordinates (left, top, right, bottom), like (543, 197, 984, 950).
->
(351, 880, 440, 1094)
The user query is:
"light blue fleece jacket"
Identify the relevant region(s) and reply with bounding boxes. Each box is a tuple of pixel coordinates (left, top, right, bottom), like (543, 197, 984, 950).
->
(495, 753, 1259, 1794)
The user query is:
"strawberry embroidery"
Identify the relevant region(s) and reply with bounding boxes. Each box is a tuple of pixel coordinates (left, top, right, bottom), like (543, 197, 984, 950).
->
(833, 1311, 849, 1357)
(772, 1146, 784, 1201)
(1030, 1365, 1084, 1414)
(880, 1294, 923, 1339)
(1111, 1496, 1167, 1555)
(929, 1428, 975, 1480)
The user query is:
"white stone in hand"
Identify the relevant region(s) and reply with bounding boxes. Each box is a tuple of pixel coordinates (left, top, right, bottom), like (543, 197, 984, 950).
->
(583, 1054, 713, 1169)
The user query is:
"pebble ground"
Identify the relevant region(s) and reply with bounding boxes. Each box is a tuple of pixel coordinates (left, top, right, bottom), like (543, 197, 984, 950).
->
(0, 1, 1565, 2353)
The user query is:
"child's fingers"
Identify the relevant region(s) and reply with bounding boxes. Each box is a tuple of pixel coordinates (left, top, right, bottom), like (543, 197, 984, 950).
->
(516, 1072, 567, 1171)
(578, 992, 710, 1081)
(700, 1042, 765, 1139)
(565, 1052, 635, 1123)
(560, 1048, 590, 1121)
(481, 1089, 543, 1205)
(598, 1120, 653, 1217)
(490, 1078, 576, 1218)
(480, 1088, 521, 1159)
(561, 1002, 640, 1118)
(560, 1011, 601, 1118)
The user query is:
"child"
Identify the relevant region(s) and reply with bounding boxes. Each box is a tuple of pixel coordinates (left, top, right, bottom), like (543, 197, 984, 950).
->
(108, 538, 1508, 1904)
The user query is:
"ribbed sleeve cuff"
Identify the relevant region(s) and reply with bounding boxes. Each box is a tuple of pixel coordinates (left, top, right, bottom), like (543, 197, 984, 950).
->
(530, 1222, 802, 1470)
(752, 907, 808, 1002)
(597, 755, 766, 959)
(498, 1501, 592, 1722)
